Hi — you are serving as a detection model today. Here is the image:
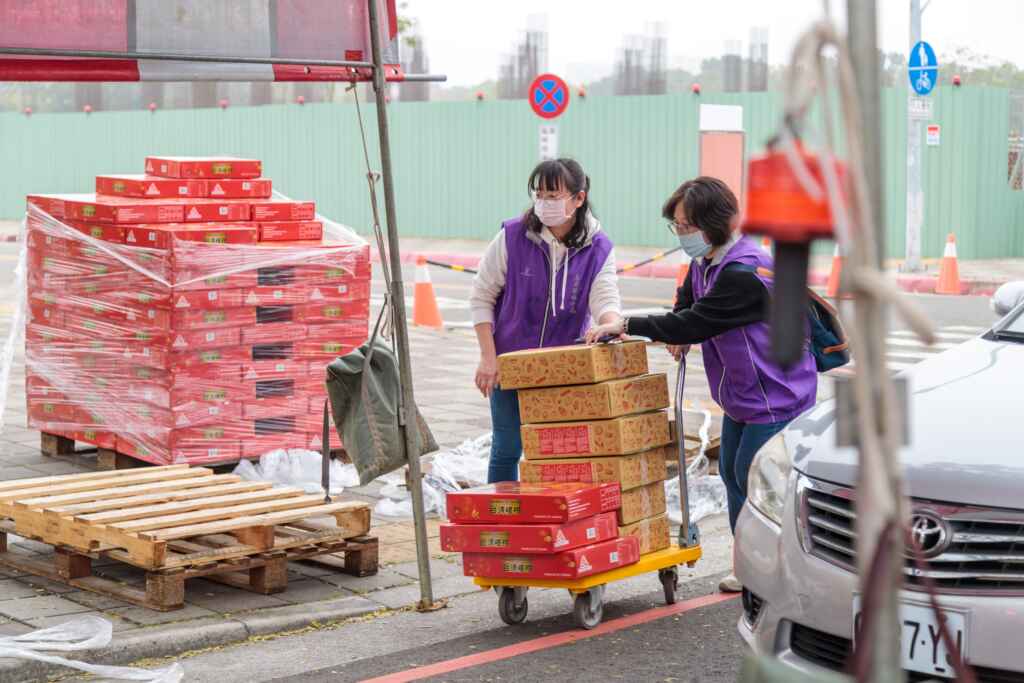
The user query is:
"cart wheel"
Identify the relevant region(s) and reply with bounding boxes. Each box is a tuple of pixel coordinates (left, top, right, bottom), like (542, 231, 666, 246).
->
(659, 568, 679, 605)
(573, 590, 604, 630)
(498, 588, 528, 625)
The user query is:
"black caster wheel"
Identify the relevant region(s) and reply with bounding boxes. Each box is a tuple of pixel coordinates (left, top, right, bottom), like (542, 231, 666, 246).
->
(573, 590, 604, 630)
(659, 567, 679, 605)
(498, 587, 528, 625)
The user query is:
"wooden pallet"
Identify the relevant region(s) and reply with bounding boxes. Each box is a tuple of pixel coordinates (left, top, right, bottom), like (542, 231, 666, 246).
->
(0, 465, 377, 610)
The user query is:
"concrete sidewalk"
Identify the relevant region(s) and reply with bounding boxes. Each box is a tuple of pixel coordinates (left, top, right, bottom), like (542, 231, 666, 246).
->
(378, 236, 1024, 296)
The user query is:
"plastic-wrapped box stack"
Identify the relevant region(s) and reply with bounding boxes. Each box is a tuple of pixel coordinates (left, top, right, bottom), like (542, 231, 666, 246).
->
(502, 341, 674, 555)
(441, 482, 641, 580)
(24, 156, 370, 465)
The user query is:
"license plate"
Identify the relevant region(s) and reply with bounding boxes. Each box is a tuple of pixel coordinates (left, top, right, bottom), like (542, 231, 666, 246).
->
(853, 597, 967, 679)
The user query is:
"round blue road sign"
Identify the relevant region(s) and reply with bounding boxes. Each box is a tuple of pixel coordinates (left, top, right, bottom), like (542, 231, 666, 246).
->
(529, 73, 570, 119)
(908, 41, 938, 96)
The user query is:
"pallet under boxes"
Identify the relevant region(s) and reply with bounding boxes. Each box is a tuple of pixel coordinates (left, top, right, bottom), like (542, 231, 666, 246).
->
(0, 465, 376, 610)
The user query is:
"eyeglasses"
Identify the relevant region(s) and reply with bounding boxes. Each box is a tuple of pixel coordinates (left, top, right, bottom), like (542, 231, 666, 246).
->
(667, 220, 698, 235)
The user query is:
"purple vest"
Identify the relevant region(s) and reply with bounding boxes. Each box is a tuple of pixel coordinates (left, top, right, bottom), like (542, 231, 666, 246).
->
(493, 216, 613, 356)
(691, 236, 817, 424)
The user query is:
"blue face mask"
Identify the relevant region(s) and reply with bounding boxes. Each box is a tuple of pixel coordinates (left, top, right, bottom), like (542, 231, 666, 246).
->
(678, 231, 712, 259)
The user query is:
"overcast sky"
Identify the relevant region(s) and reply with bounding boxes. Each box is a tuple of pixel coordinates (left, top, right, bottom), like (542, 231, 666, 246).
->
(406, 0, 1024, 87)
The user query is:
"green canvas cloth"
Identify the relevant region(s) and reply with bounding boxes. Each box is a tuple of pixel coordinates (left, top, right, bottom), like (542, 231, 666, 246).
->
(325, 340, 438, 486)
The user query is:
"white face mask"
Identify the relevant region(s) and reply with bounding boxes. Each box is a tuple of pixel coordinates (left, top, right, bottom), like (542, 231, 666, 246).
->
(533, 198, 574, 227)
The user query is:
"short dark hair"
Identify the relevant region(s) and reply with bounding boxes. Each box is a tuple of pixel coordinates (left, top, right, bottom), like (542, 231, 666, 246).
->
(661, 176, 738, 248)
(523, 158, 593, 250)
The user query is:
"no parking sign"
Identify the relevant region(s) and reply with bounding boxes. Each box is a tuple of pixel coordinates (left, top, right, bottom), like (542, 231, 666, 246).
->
(529, 74, 569, 161)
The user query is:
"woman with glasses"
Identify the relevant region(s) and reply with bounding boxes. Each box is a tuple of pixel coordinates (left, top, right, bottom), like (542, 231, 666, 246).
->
(470, 158, 623, 483)
(586, 176, 816, 593)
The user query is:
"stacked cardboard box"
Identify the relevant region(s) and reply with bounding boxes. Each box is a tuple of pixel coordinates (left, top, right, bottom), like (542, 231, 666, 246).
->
(502, 342, 674, 555)
(442, 482, 640, 580)
(24, 156, 369, 465)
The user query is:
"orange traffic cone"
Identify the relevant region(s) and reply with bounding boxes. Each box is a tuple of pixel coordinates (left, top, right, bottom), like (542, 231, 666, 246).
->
(413, 255, 444, 328)
(826, 245, 844, 298)
(935, 233, 962, 295)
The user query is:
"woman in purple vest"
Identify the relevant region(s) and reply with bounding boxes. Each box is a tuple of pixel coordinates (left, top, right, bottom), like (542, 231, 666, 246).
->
(470, 159, 623, 483)
(586, 177, 816, 592)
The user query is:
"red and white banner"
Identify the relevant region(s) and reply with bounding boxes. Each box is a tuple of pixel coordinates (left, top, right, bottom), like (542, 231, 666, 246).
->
(0, 0, 401, 82)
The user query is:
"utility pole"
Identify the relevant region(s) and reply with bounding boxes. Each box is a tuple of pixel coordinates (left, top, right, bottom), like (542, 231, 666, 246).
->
(848, 2, 905, 682)
(904, 0, 926, 271)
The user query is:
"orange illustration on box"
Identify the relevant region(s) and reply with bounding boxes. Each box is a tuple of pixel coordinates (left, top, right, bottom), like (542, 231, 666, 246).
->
(497, 341, 648, 390)
(619, 513, 671, 555)
(519, 447, 669, 491)
(618, 481, 668, 525)
(521, 411, 671, 459)
(518, 373, 669, 423)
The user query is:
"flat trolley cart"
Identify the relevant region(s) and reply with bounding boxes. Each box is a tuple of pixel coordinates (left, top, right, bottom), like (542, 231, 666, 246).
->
(473, 357, 704, 630)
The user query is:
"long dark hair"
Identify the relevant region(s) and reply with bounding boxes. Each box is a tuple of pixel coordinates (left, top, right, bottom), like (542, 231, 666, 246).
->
(523, 158, 593, 250)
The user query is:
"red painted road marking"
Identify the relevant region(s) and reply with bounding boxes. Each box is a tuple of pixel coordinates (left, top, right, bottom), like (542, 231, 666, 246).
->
(361, 592, 739, 683)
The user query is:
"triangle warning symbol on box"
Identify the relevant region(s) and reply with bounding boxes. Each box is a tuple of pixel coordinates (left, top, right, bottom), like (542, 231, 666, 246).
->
(145, 159, 154, 173)
(172, 335, 187, 349)
(187, 207, 202, 220)
(245, 291, 260, 305)
(175, 296, 191, 309)
(145, 183, 160, 196)
(309, 288, 324, 301)
(126, 230, 137, 243)
(211, 183, 225, 196)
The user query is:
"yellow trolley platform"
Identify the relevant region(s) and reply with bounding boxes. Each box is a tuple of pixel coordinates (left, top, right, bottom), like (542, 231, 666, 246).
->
(472, 357, 705, 630)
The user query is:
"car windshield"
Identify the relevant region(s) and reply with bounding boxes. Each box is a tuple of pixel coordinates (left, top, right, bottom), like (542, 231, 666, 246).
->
(995, 306, 1024, 341)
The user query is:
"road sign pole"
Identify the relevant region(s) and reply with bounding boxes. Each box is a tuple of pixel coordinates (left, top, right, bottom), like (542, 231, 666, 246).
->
(904, 0, 925, 272)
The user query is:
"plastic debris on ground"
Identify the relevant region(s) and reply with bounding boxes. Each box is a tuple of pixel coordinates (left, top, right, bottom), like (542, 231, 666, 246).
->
(666, 409, 728, 525)
(374, 432, 492, 519)
(232, 448, 359, 495)
(0, 615, 182, 682)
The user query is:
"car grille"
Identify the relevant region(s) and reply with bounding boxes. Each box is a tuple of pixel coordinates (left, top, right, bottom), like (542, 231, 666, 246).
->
(790, 623, 1024, 682)
(799, 476, 1024, 593)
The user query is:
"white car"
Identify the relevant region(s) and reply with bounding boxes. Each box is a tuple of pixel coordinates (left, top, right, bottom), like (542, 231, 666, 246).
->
(735, 297, 1024, 681)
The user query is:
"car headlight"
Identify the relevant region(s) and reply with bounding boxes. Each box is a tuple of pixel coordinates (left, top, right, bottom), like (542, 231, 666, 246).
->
(747, 432, 792, 526)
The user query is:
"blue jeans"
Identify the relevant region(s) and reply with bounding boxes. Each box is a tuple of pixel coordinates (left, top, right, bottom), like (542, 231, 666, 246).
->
(719, 415, 791, 532)
(488, 387, 522, 483)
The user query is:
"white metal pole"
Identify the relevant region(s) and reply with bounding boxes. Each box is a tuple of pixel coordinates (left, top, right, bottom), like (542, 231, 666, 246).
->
(904, 0, 925, 272)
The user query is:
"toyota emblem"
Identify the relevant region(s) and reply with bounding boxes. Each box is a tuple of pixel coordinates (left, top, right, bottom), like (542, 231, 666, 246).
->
(909, 511, 951, 558)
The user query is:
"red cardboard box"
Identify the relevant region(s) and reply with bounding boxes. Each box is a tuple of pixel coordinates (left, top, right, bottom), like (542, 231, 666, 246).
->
(173, 307, 257, 331)
(293, 337, 363, 361)
(64, 220, 127, 243)
(446, 482, 621, 525)
(173, 270, 259, 292)
(240, 322, 308, 345)
(62, 312, 168, 345)
(96, 174, 204, 199)
(304, 321, 368, 342)
(145, 156, 262, 179)
(440, 512, 618, 554)
(305, 280, 372, 304)
(305, 428, 342, 453)
(258, 221, 323, 242)
(298, 301, 370, 324)
(170, 383, 244, 408)
(66, 428, 117, 450)
(172, 400, 242, 429)
(170, 288, 244, 311)
(169, 345, 250, 369)
(204, 178, 273, 199)
(170, 327, 241, 352)
(181, 199, 252, 223)
(242, 395, 311, 420)
(250, 200, 315, 222)
(27, 194, 69, 219)
(34, 194, 186, 224)
(462, 536, 640, 580)
(115, 434, 171, 465)
(119, 341, 170, 369)
(125, 223, 258, 249)
(241, 359, 306, 382)
(240, 432, 307, 459)
(172, 443, 243, 465)
(28, 397, 78, 424)
(240, 286, 308, 306)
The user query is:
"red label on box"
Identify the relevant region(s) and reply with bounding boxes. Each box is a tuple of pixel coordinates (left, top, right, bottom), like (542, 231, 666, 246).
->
(173, 307, 257, 330)
(240, 323, 308, 346)
(203, 178, 272, 198)
(96, 175, 203, 198)
(538, 425, 591, 456)
(250, 200, 315, 222)
(170, 327, 241, 352)
(446, 482, 622, 524)
(440, 512, 618, 554)
(180, 200, 252, 223)
(145, 156, 262, 179)
(462, 537, 640, 580)
(258, 221, 323, 242)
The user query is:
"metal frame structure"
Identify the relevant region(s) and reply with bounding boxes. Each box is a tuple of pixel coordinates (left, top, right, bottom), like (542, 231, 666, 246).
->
(1, 0, 446, 609)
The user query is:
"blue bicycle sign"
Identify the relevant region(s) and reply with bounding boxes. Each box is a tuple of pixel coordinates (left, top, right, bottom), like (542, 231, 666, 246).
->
(908, 41, 938, 96)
